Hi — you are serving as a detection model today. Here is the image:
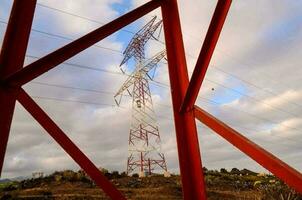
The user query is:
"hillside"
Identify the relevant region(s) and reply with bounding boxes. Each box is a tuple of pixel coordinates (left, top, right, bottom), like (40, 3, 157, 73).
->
(1, 168, 301, 200)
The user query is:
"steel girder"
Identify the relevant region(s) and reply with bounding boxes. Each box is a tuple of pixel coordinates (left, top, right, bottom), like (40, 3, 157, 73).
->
(0, 0, 301, 199)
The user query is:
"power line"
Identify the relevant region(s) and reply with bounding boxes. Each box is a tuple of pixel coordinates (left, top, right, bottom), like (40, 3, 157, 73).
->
(31, 81, 115, 96)
(153, 52, 302, 112)
(198, 122, 302, 148)
(31, 95, 116, 107)
(3, 15, 300, 116)
(1, 19, 168, 68)
(31, 85, 300, 147)
(36, 3, 166, 45)
(25, 54, 168, 88)
(30, 81, 172, 109)
(150, 72, 301, 134)
(24, 54, 302, 133)
(203, 78, 301, 118)
(156, 62, 302, 119)
(23, 67, 302, 145)
(0, 19, 123, 55)
(28, 82, 260, 133)
(3, 2, 299, 111)
(36, 2, 136, 35)
(50, 46, 302, 121)
(209, 65, 302, 108)
(28, 74, 302, 135)
(199, 96, 302, 133)
(31, 86, 297, 146)
(183, 33, 302, 108)
(31, 95, 175, 128)
(186, 30, 301, 99)
(158, 50, 302, 110)
(23, 54, 302, 134)
(2, 12, 301, 136)
(1, 4, 300, 164)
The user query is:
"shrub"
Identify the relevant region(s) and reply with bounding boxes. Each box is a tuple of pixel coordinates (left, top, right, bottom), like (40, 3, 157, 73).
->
(111, 171, 121, 179)
(120, 172, 127, 178)
(230, 168, 240, 174)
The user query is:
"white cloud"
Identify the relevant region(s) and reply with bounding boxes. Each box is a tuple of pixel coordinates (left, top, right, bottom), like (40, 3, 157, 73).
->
(1, 0, 302, 178)
(261, 90, 302, 109)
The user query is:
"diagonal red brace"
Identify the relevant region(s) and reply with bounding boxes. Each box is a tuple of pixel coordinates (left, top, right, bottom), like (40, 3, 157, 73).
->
(4, 0, 162, 87)
(180, 0, 232, 112)
(194, 105, 302, 194)
(17, 89, 126, 200)
(0, 0, 37, 176)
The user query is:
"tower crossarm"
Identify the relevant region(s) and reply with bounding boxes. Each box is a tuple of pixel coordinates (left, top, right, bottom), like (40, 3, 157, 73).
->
(120, 16, 156, 67)
(120, 17, 163, 67)
(114, 50, 166, 105)
(139, 49, 166, 76)
(114, 73, 138, 104)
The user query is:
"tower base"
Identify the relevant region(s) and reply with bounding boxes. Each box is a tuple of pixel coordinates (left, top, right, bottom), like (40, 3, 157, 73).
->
(164, 171, 171, 177)
(139, 171, 146, 178)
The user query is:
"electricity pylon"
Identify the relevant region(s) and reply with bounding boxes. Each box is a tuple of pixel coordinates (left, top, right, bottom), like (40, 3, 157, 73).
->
(114, 16, 169, 177)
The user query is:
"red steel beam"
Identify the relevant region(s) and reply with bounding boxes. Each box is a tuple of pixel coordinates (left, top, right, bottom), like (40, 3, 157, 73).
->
(161, 0, 207, 199)
(0, 0, 37, 176)
(180, 0, 232, 113)
(194, 105, 302, 193)
(17, 89, 126, 199)
(4, 0, 162, 87)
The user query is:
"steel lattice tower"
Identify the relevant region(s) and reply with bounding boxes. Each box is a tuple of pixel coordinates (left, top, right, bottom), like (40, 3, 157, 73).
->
(114, 17, 168, 177)
(2, 1, 302, 199)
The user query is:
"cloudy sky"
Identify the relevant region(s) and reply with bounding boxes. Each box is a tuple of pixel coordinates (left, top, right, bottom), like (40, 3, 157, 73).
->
(0, 0, 302, 178)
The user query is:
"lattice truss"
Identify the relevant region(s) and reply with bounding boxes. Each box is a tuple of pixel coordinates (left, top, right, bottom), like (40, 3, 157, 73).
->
(114, 17, 167, 175)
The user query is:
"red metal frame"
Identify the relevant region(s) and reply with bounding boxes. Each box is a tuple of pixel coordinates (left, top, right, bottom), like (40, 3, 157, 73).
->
(17, 89, 125, 199)
(161, 0, 207, 199)
(180, 0, 232, 112)
(0, 0, 37, 176)
(194, 105, 302, 193)
(1, 0, 301, 199)
(3, 0, 162, 87)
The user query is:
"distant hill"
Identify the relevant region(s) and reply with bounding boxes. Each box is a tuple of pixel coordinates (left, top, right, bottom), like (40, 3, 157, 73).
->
(0, 179, 11, 183)
(0, 175, 30, 183)
(10, 176, 30, 182)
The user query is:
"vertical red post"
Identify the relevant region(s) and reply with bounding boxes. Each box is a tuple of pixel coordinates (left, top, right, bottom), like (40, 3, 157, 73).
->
(161, 0, 207, 199)
(0, 0, 37, 176)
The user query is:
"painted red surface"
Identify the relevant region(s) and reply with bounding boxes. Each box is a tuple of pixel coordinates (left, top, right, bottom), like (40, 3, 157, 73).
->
(1, 0, 301, 199)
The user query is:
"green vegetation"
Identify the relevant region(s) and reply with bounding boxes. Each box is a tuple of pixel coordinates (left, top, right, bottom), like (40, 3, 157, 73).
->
(0, 182, 18, 191)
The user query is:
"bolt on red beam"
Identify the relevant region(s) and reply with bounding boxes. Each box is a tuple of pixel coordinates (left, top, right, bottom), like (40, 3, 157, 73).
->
(3, 0, 162, 87)
(17, 89, 126, 200)
(161, 0, 207, 199)
(0, 0, 37, 176)
(180, 0, 232, 113)
(194, 105, 302, 194)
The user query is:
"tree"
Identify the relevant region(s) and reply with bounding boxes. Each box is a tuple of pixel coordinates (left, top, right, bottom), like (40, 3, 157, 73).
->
(111, 171, 121, 179)
(203, 167, 208, 172)
(120, 172, 127, 177)
(231, 168, 240, 174)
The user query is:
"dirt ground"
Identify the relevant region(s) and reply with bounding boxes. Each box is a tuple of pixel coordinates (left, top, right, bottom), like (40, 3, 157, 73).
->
(1, 170, 301, 199)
